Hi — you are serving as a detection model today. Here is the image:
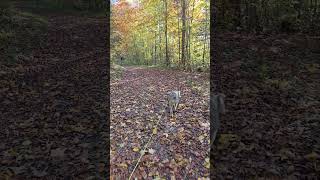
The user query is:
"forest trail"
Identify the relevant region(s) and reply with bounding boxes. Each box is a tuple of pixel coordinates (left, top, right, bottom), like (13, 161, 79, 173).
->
(1, 14, 108, 178)
(111, 67, 210, 178)
(1, 2, 319, 179)
(110, 33, 319, 179)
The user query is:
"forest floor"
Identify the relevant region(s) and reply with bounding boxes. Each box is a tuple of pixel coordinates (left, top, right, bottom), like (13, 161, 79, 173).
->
(0, 9, 108, 179)
(211, 33, 319, 178)
(111, 33, 319, 179)
(111, 67, 210, 178)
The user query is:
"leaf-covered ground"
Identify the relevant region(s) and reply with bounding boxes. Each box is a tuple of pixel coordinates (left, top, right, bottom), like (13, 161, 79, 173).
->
(111, 33, 319, 179)
(0, 13, 108, 178)
(211, 33, 320, 178)
(111, 67, 210, 178)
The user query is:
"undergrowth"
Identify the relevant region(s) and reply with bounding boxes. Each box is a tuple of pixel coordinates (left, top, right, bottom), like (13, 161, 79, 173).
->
(111, 63, 125, 81)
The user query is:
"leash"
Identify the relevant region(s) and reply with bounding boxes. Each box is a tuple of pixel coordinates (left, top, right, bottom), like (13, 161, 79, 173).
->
(128, 76, 182, 179)
(128, 104, 166, 180)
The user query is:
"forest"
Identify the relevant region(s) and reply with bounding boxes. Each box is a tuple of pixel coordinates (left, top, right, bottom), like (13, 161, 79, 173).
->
(111, 0, 319, 178)
(111, 0, 210, 71)
(0, 0, 319, 179)
(111, 0, 319, 71)
(214, 0, 320, 34)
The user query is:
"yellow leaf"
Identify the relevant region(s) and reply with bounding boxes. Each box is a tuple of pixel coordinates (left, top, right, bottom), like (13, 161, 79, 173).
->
(179, 104, 186, 108)
(152, 128, 157, 134)
(118, 163, 128, 168)
(305, 152, 320, 160)
(204, 158, 210, 169)
(133, 147, 140, 152)
(205, 162, 210, 169)
(218, 134, 240, 144)
(198, 135, 204, 143)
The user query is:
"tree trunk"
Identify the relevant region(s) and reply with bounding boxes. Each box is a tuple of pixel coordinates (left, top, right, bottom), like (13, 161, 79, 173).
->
(181, 0, 187, 69)
(188, 0, 196, 69)
(154, 31, 157, 65)
(231, 0, 241, 29)
(202, 4, 208, 65)
(165, 0, 169, 66)
(222, 0, 225, 21)
(158, 19, 162, 63)
(245, 0, 248, 32)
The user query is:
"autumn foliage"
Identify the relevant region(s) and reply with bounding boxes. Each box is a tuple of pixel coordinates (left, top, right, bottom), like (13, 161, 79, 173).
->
(111, 0, 210, 70)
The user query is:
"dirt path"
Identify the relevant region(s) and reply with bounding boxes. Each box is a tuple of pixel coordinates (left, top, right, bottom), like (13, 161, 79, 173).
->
(111, 67, 210, 179)
(0, 15, 108, 178)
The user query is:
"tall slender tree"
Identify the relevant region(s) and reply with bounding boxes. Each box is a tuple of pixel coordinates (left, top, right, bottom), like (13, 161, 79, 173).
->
(164, 0, 169, 66)
(181, 0, 187, 69)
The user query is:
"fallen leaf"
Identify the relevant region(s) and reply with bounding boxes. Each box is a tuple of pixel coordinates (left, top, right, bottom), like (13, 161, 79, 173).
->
(140, 149, 146, 155)
(118, 163, 127, 168)
(203, 158, 210, 169)
(50, 148, 66, 158)
(304, 152, 320, 160)
(152, 128, 157, 134)
(163, 133, 169, 138)
(22, 140, 32, 146)
(148, 148, 155, 154)
(198, 135, 204, 143)
(179, 104, 186, 108)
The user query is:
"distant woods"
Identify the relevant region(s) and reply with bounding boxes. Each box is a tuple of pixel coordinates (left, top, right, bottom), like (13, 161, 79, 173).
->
(111, 0, 210, 71)
(216, 0, 320, 34)
(31, 0, 107, 11)
(5, 0, 108, 12)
